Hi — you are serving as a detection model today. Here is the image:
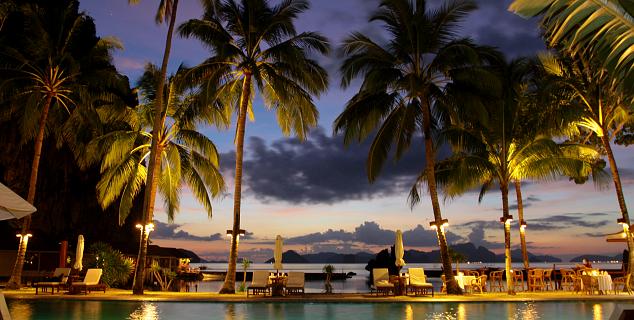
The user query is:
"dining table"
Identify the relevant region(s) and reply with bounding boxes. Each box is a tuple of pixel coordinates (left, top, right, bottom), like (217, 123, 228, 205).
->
(454, 274, 476, 290)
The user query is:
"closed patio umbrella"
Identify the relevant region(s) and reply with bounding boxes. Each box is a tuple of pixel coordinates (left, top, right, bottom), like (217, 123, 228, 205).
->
(395, 229, 405, 270)
(74, 235, 84, 271)
(274, 235, 283, 273)
(0, 182, 36, 221)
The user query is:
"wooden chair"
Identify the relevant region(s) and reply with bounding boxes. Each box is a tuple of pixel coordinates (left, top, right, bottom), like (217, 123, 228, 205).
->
(372, 268, 395, 296)
(489, 271, 504, 292)
(613, 273, 632, 295)
(560, 269, 576, 291)
(466, 270, 480, 277)
(527, 269, 545, 292)
(470, 275, 487, 294)
(581, 275, 598, 295)
(512, 270, 524, 292)
(543, 269, 554, 291)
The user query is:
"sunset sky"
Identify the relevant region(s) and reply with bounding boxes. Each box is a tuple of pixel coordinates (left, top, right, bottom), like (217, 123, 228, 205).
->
(79, 0, 634, 262)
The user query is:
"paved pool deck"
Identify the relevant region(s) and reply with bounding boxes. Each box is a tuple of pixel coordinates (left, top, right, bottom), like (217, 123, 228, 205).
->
(3, 288, 634, 303)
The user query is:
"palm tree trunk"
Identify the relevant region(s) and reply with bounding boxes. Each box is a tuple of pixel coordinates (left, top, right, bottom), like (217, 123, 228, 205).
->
(132, 0, 179, 295)
(220, 73, 252, 294)
(7, 94, 53, 289)
(421, 99, 460, 294)
(514, 180, 529, 270)
(601, 135, 634, 274)
(501, 181, 515, 295)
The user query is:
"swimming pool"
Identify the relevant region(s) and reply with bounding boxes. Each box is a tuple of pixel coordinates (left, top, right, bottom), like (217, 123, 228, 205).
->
(6, 300, 630, 319)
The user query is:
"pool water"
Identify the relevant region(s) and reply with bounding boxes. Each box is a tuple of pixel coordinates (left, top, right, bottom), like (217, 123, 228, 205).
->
(6, 300, 630, 320)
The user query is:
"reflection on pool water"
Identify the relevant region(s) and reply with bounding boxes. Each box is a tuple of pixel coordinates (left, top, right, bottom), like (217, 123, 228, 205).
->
(6, 300, 631, 320)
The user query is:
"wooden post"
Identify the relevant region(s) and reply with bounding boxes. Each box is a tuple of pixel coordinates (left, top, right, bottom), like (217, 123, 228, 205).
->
(59, 241, 68, 267)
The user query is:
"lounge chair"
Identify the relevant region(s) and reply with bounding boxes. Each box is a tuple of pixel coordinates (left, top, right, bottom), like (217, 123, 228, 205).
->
(247, 270, 271, 297)
(70, 269, 106, 294)
(285, 272, 305, 295)
(406, 268, 433, 296)
(34, 267, 71, 295)
(0, 293, 11, 320)
(372, 268, 394, 296)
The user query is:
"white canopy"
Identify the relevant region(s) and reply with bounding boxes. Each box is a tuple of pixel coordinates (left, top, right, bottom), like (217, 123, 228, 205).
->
(0, 182, 36, 221)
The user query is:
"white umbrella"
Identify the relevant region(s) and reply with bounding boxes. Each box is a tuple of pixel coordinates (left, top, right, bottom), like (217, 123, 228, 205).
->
(0, 182, 36, 221)
(274, 235, 283, 273)
(395, 229, 405, 268)
(73, 235, 84, 271)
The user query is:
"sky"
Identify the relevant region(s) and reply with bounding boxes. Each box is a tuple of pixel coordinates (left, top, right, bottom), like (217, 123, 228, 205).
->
(79, 0, 634, 262)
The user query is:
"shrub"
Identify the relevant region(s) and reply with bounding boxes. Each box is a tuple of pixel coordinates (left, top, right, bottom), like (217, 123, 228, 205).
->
(87, 242, 134, 288)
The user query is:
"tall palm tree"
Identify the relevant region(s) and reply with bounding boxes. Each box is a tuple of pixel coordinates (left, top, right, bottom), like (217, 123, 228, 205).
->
(127, 0, 181, 295)
(413, 57, 597, 294)
(91, 64, 225, 229)
(0, 1, 120, 289)
(540, 52, 634, 274)
(509, 0, 634, 90)
(178, 0, 329, 293)
(333, 0, 493, 294)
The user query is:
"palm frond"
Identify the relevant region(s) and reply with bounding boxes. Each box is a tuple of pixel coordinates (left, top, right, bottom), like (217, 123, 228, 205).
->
(510, 0, 634, 87)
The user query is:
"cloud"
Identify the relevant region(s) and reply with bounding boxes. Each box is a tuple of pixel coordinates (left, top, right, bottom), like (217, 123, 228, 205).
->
(114, 56, 146, 71)
(583, 232, 608, 238)
(460, 220, 505, 249)
(284, 221, 464, 247)
(465, 0, 546, 58)
(152, 220, 223, 241)
(509, 195, 541, 210)
(219, 128, 446, 204)
(526, 213, 612, 230)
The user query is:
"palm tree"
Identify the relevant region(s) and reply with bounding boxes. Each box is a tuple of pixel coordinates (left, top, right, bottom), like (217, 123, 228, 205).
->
(127, 0, 181, 295)
(178, 0, 329, 293)
(509, 0, 634, 89)
(0, 1, 121, 289)
(414, 57, 598, 294)
(540, 52, 634, 275)
(333, 0, 493, 294)
(91, 64, 226, 226)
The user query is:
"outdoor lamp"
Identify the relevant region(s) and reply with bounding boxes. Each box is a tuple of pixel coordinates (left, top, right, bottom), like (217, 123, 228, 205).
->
(617, 218, 630, 232)
(429, 219, 449, 232)
(500, 215, 513, 225)
(16, 233, 33, 238)
(227, 229, 246, 238)
(145, 223, 154, 233)
(519, 220, 527, 231)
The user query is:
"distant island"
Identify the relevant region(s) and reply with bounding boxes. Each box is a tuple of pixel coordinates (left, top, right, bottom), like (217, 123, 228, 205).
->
(262, 242, 624, 264)
(263, 243, 563, 264)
